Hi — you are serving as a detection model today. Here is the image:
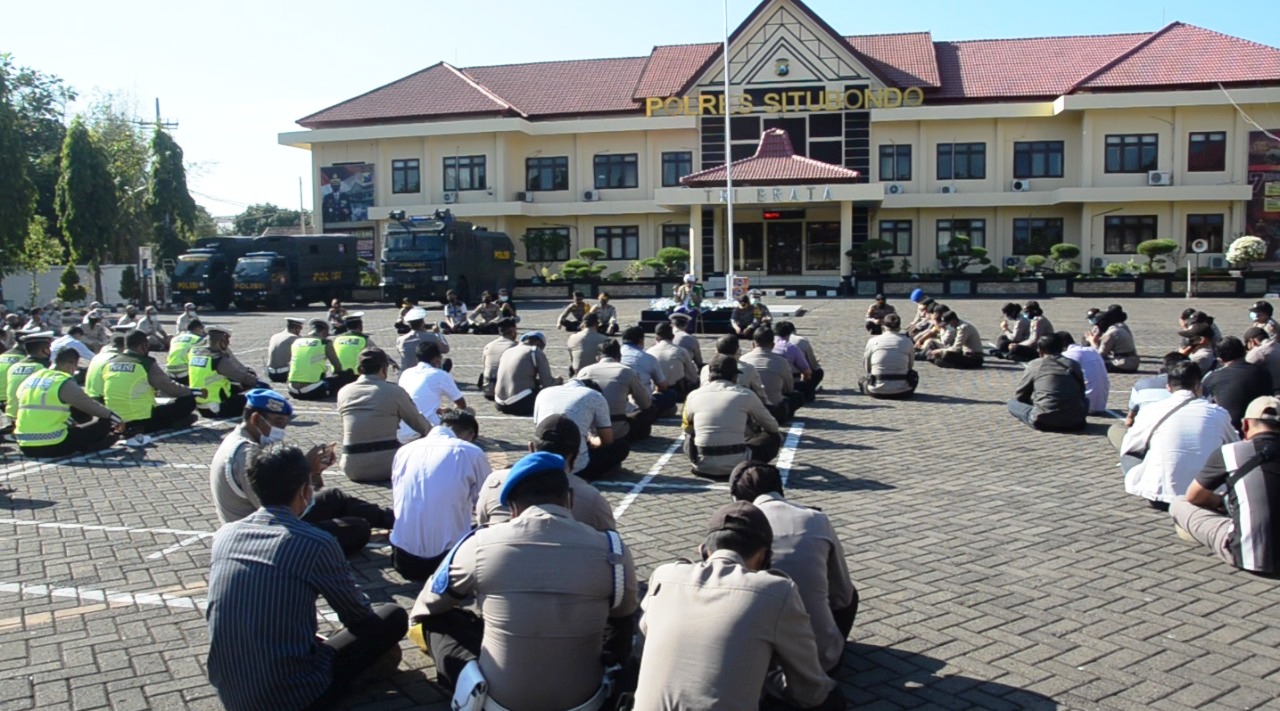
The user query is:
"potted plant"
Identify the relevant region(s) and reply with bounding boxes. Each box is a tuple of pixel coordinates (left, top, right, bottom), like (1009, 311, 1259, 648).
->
(936, 235, 991, 274)
(1136, 238, 1179, 273)
(519, 230, 571, 283)
(1226, 235, 1268, 274)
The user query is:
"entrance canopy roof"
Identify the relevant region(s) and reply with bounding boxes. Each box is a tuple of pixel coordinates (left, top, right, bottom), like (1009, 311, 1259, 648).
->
(680, 128, 862, 187)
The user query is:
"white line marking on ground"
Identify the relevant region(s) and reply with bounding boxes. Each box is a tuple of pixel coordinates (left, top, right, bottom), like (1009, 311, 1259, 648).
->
(1104, 409, 1125, 419)
(145, 535, 210, 560)
(595, 481, 728, 491)
(0, 580, 341, 622)
(777, 422, 805, 487)
(0, 518, 214, 538)
(0, 420, 235, 482)
(611, 438, 682, 521)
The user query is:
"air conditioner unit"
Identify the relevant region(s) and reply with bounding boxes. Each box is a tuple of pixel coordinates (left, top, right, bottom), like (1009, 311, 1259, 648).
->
(442, 191, 458, 204)
(1091, 257, 1107, 269)
(1209, 256, 1227, 269)
(583, 190, 601, 202)
(1011, 179, 1031, 192)
(940, 185, 957, 194)
(516, 191, 534, 203)
(1147, 170, 1172, 186)
(1003, 256, 1020, 267)
(886, 184, 904, 195)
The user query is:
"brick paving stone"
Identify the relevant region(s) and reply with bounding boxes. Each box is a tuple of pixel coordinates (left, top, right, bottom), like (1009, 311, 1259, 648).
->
(2, 296, 1280, 709)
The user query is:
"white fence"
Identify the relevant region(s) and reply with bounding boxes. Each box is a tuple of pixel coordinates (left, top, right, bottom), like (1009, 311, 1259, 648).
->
(2, 264, 133, 309)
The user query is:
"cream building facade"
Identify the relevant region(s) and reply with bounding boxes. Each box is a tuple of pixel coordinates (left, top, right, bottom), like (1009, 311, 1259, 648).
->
(281, 0, 1280, 288)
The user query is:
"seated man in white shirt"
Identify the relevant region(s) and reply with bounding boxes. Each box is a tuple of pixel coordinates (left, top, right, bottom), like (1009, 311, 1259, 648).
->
(1060, 332, 1110, 415)
(397, 342, 466, 443)
(390, 409, 490, 581)
(50, 326, 97, 375)
(1117, 360, 1239, 511)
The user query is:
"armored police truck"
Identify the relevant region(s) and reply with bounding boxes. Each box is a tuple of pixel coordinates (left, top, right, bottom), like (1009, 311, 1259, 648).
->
(232, 234, 359, 309)
(381, 210, 516, 304)
(171, 236, 257, 310)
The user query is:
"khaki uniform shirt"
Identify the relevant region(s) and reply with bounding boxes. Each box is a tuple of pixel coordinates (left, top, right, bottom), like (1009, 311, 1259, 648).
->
(474, 469, 616, 531)
(577, 358, 652, 439)
(567, 328, 608, 375)
(634, 550, 835, 710)
(647, 340, 698, 389)
(336, 375, 431, 482)
(209, 424, 260, 524)
(1001, 315, 1031, 343)
(944, 321, 984, 356)
(753, 492, 856, 671)
(214, 348, 258, 389)
(672, 330, 703, 366)
(1096, 324, 1139, 371)
(589, 303, 618, 326)
(558, 302, 588, 329)
(741, 347, 795, 407)
(397, 328, 449, 371)
(266, 330, 297, 374)
(1019, 316, 1054, 348)
(481, 336, 517, 398)
(864, 332, 915, 396)
(494, 344, 555, 406)
(411, 505, 638, 710)
(699, 360, 767, 403)
(682, 380, 779, 477)
(791, 335, 820, 371)
(468, 303, 501, 328)
(82, 322, 110, 352)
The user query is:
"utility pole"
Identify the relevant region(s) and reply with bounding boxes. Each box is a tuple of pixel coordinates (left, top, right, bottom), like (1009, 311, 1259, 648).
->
(129, 98, 179, 130)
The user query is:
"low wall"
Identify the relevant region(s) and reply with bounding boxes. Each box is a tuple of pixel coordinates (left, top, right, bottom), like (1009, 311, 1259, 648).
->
(2, 265, 132, 309)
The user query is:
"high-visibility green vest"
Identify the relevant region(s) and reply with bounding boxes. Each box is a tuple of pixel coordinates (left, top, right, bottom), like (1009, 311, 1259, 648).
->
(6, 358, 46, 417)
(289, 338, 328, 384)
(166, 333, 204, 377)
(332, 333, 367, 373)
(84, 346, 118, 400)
(14, 368, 72, 447)
(188, 346, 228, 408)
(102, 354, 155, 423)
(0, 351, 25, 400)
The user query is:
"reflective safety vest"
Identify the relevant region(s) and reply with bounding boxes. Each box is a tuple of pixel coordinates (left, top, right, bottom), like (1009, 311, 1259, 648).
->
(332, 333, 368, 373)
(14, 368, 72, 447)
(289, 338, 328, 384)
(166, 333, 204, 377)
(188, 346, 228, 408)
(102, 354, 155, 423)
(84, 346, 118, 400)
(6, 358, 46, 417)
(0, 351, 25, 401)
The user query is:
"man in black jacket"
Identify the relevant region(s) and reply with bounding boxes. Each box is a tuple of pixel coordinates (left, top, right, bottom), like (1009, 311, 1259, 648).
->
(1202, 336, 1274, 431)
(1007, 333, 1089, 432)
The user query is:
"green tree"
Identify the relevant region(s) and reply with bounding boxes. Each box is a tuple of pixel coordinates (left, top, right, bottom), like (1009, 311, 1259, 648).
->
(0, 54, 76, 244)
(937, 235, 991, 274)
(118, 265, 139, 302)
(56, 116, 118, 302)
(1049, 243, 1081, 273)
(145, 127, 197, 263)
(0, 66, 36, 277)
(56, 263, 86, 303)
(1136, 238, 1179, 273)
(18, 216, 62, 306)
(191, 205, 219, 239)
(86, 93, 149, 262)
(232, 203, 307, 236)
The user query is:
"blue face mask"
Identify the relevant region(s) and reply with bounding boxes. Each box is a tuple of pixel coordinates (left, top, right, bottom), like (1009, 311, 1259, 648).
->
(300, 486, 316, 519)
(1250, 311, 1259, 321)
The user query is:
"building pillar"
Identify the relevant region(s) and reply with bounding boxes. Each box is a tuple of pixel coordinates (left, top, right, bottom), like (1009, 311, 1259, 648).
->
(689, 206, 702, 278)
(840, 200, 854, 279)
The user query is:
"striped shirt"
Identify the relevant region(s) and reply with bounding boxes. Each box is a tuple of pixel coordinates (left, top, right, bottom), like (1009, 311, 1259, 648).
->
(206, 506, 376, 711)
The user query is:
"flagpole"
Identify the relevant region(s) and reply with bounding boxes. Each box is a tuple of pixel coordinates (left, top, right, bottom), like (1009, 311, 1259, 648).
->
(723, 0, 736, 297)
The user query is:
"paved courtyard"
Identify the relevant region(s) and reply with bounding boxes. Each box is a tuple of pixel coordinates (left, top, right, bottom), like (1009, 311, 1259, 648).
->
(1, 293, 1278, 711)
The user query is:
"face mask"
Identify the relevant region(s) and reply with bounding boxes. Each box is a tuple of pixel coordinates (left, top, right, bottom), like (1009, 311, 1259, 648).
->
(300, 486, 316, 519)
(499, 295, 508, 302)
(261, 422, 286, 445)
(1250, 312, 1259, 320)
(750, 298, 760, 305)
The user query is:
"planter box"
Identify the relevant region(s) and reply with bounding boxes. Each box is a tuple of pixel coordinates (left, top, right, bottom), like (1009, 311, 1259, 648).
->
(1170, 278, 1242, 295)
(516, 284, 572, 300)
(1072, 278, 1138, 295)
(975, 280, 1040, 296)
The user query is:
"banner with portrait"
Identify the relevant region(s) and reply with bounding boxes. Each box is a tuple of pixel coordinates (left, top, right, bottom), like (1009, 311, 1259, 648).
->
(320, 163, 376, 225)
(1248, 130, 1280, 261)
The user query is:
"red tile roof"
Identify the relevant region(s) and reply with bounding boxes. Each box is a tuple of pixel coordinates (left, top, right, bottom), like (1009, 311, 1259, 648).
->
(297, 8, 1280, 128)
(680, 128, 861, 186)
(1076, 23, 1280, 90)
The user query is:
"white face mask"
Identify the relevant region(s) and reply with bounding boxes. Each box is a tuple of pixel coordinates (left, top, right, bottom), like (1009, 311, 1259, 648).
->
(499, 295, 509, 302)
(1250, 311, 1259, 321)
(261, 423, 286, 445)
(300, 485, 315, 518)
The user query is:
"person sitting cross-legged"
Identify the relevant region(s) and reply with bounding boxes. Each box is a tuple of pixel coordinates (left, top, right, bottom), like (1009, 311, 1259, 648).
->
(1171, 395, 1280, 578)
(205, 443, 408, 711)
(14, 347, 124, 458)
(682, 356, 781, 479)
(860, 313, 917, 399)
(1007, 333, 1089, 432)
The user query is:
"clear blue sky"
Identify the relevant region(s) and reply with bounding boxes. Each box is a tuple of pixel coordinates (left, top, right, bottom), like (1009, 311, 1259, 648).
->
(3, 0, 1275, 218)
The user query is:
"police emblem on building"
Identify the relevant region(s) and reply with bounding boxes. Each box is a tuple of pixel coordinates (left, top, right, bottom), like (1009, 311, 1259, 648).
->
(775, 58, 790, 76)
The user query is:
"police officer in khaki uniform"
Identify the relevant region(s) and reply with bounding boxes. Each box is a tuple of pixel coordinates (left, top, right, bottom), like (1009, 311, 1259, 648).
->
(927, 311, 985, 370)
(700, 334, 768, 403)
(647, 322, 699, 399)
(493, 331, 560, 416)
(567, 313, 608, 375)
(634, 501, 841, 711)
(288, 320, 346, 400)
(397, 306, 452, 372)
(411, 451, 637, 709)
(729, 461, 858, 674)
(668, 312, 704, 368)
(577, 340, 653, 441)
(742, 328, 803, 422)
(682, 356, 781, 478)
(557, 291, 589, 332)
(474, 415, 616, 531)
(336, 348, 431, 483)
(265, 317, 305, 383)
(190, 326, 263, 419)
(480, 318, 518, 399)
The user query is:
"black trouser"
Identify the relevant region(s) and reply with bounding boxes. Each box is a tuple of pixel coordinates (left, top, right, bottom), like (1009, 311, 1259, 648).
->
(829, 590, 859, 674)
(470, 323, 499, 336)
(1006, 344, 1038, 363)
(625, 409, 655, 442)
(786, 391, 806, 414)
(135, 395, 197, 434)
(934, 351, 984, 370)
(1105, 361, 1139, 374)
(748, 430, 783, 463)
(302, 604, 408, 711)
(578, 439, 631, 481)
(794, 377, 818, 403)
(292, 373, 355, 402)
(267, 371, 288, 383)
(303, 487, 394, 556)
(392, 546, 446, 582)
(20, 418, 119, 458)
(768, 401, 793, 424)
(169, 374, 189, 386)
(200, 392, 247, 420)
(496, 395, 537, 417)
(652, 388, 679, 417)
(559, 318, 583, 333)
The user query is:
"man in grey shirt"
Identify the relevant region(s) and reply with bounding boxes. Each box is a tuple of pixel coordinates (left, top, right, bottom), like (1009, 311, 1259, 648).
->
(741, 327, 802, 422)
(532, 378, 629, 480)
(567, 313, 608, 376)
(578, 339, 653, 441)
(621, 326, 677, 415)
(494, 331, 560, 417)
(861, 313, 917, 399)
(396, 306, 451, 372)
(1007, 333, 1089, 432)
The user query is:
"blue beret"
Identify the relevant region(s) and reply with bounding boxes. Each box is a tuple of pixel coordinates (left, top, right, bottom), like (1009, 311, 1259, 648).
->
(245, 388, 293, 416)
(499, 452, 566, 506)
(910, 288, 925, 303)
